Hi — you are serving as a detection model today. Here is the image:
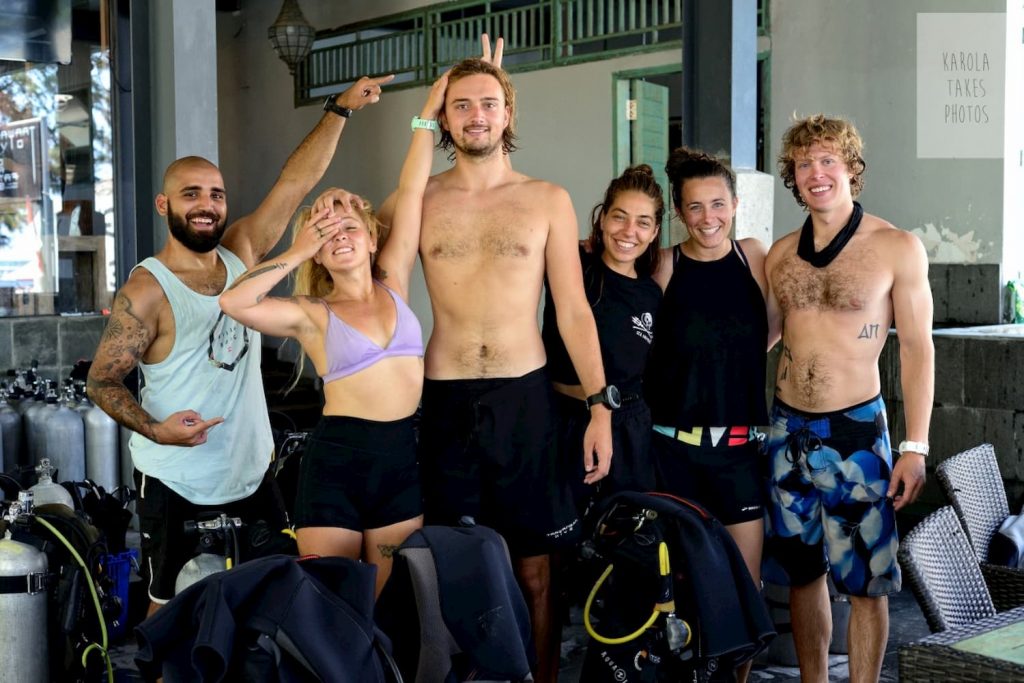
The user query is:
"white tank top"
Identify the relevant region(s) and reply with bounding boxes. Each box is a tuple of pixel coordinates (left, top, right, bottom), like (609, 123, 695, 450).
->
(128, 246, 272, 504)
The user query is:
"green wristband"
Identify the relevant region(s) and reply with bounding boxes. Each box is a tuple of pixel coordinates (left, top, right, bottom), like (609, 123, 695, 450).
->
(411, 116, 439, 131)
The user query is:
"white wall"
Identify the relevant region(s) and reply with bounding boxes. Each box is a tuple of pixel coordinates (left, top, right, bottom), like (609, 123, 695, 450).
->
(769, 0, 1005, 264)
(216, 2, 679, 341)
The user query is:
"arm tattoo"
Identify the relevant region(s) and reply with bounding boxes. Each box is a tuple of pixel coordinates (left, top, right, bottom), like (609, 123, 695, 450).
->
(858, 323, 880, 340)
(228, 262, 287, 289)
(87, 291, 161, 442)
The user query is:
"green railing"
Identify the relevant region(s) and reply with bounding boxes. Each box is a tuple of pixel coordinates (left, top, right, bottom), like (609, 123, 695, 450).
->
(295, 0, 683, 104)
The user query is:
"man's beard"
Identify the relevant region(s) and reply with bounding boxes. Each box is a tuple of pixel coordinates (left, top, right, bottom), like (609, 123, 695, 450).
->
(454, 131, 503, 159)
(167, 202, 227, 253)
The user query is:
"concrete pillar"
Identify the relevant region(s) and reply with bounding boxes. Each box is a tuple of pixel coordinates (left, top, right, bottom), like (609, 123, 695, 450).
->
(735, 169, 773, 245)
(146, 0, 219, 254)
(682, 0, 772, 243)
(684, 0, 757, 168)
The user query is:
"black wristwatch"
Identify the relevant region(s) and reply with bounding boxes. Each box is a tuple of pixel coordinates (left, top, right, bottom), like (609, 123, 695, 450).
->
(323, 96, 352, 118)
(586, 385, 621, 410)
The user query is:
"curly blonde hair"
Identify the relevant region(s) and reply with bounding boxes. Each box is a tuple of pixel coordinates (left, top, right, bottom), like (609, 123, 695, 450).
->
(777, 114, 866, 208)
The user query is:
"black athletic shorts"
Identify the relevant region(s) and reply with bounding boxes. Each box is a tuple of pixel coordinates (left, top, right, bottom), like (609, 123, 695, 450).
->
(418, 367, 581, 557)
(651, 426, 764, 525)
(292, 414, 422, 531)
(135, 468, 288, 604)
(555, 392, 656, 518)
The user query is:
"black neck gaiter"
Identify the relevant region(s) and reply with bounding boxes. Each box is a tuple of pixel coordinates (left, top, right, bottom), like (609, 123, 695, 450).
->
(797, 201, 864, 268)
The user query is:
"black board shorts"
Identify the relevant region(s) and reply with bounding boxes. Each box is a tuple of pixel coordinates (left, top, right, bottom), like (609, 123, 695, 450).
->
(418, 367, 581, 557)
(292, 414, 422, 532)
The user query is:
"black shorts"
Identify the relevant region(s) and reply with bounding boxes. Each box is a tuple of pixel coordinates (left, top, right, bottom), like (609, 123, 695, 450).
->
(418, 367, 581, 557)
(292, 414, 422, 531)
(555, 392, 655, 517)
(651, 426, 764, 525)
(136, 468, 288, 604)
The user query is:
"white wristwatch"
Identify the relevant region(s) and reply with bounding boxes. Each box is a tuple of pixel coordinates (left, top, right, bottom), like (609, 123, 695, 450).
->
(898, 440, 929, 457)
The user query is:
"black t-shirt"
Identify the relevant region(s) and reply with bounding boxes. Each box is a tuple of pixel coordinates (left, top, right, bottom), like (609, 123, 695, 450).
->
(542, 247, 662, 395)
(645, 242, 768, 427)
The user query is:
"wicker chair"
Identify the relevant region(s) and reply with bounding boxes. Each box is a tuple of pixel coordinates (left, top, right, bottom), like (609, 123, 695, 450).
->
(936, 443, 1024, 611)
(898, 506, 996, 632)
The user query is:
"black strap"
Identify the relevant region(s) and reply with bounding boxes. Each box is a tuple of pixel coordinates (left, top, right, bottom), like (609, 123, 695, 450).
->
(733, 239, 749, 268)
(0, 572, 49, 594)
(797, 201, 864, 268)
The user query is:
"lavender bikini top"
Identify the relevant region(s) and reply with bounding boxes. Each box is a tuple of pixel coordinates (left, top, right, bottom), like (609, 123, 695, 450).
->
(320, 283, 423, 383)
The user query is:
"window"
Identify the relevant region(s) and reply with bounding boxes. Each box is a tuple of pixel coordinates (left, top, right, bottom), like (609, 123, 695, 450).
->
(0, 1, 117, 317)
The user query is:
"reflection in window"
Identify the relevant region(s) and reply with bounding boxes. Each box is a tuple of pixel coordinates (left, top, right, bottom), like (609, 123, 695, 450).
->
(0, 11, 114, 317)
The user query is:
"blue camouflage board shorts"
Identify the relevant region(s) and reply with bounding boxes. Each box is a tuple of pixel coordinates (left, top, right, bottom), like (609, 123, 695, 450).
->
(764, 394, 901, 597)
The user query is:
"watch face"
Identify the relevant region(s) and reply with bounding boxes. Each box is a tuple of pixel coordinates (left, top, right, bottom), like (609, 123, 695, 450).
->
(606, 385, 622, 409)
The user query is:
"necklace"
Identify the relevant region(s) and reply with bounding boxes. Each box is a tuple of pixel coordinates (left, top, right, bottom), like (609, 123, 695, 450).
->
(797, 202, 863, 268)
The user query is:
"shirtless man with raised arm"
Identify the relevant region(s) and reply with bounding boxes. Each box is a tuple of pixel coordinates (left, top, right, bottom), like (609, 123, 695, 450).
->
(764, 114, 934, 683)
(86, 76, 391, 613)
(381, 42, 612, 683)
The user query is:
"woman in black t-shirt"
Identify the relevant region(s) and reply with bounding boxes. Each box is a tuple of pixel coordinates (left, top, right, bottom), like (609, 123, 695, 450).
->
(542, 165, 664, 515)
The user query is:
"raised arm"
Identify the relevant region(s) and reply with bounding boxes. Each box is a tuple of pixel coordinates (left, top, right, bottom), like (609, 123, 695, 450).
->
(887, 230, 934, 510)
(222, 74, 395, 268)
(219, 208, 342, 338)
(544, 186, 613, 483)
(373, 72, 449, 300)
(87, 274, 222, 446)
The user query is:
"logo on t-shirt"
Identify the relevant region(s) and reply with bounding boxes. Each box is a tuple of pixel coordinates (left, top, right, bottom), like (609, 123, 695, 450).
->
(632, 312, 654, 344)
(207, 311, 251, 371)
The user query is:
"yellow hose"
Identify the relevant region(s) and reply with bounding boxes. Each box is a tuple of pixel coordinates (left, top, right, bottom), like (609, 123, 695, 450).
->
(583, 563, 661, 645)
(35, 516, 114, 683)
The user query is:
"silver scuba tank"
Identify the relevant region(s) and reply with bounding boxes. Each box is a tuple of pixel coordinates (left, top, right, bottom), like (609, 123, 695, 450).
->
(41, 388, 85, 484)
(0, 389, 23, 471)
(174, 552, 227, 595)
(119, 425, 133, 489)
(81, 396, 119, 491)
(0, 492, 49, 683)
(174, 515, 241, 595)
(23, 382, 52, 466)
(28, 459, 75, 510)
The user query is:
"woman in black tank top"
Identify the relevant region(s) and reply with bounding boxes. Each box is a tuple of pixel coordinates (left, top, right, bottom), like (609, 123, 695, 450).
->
(645, 149, 780, 682)
(542, 165, 664, 514)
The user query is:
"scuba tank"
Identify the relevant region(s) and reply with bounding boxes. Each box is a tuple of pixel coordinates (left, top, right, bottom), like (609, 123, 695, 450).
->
(0, 491, 49, 683)
(29, 459, 75, 511)
(119, 426, 133, 489)
(174, 513, 242, 595)
(42, 387, 85, 484)
(23, 381, 52, 465)
(0, 387, 23, 471)
(80, 395, 119, 492)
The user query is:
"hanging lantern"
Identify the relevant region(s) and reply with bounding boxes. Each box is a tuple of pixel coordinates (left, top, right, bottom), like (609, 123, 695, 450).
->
(267, 0, 315, 75)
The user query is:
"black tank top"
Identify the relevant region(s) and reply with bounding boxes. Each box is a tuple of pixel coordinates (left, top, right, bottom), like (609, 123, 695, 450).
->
(645, 242, 768, 427)
(542, 247, 662, 395)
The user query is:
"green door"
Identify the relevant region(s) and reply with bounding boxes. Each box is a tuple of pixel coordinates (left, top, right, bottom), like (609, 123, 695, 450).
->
(616, 78, 671, 242)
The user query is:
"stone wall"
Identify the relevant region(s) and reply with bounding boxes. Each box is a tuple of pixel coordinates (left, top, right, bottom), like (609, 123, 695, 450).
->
(880, 327, 1024, 508)
(0, 315, 108, 383)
